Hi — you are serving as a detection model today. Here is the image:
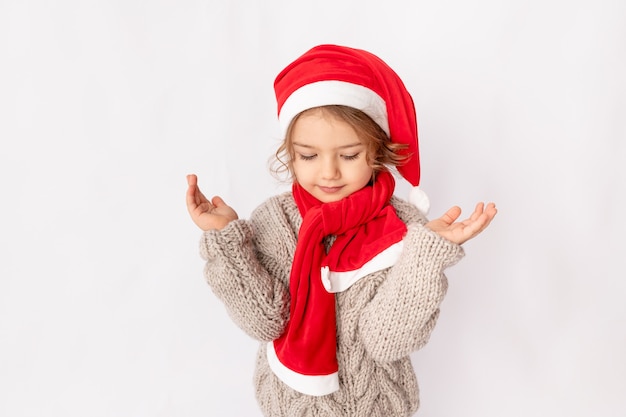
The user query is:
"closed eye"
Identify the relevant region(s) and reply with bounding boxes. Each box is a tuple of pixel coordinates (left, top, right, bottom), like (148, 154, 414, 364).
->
(341, 153, 361, 161)
(297, 153, 317, 161)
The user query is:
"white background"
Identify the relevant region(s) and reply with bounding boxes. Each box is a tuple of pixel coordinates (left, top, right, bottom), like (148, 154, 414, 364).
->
(1, 0, 625, 416)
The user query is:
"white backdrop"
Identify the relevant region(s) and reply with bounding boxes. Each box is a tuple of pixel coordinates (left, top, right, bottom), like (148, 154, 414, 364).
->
(1, 1, 625, 416)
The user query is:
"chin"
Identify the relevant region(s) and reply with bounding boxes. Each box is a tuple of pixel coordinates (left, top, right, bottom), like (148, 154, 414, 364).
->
(317, 194, 348, 203)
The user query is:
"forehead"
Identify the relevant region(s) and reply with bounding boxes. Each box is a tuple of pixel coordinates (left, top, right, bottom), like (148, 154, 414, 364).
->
(291, 112, 364, 149)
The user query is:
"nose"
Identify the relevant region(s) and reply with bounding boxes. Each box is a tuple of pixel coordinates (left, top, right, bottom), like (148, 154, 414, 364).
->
(320, 156, 340, 180)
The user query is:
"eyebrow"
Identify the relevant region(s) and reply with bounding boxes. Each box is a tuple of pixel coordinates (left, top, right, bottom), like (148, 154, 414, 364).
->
(292, 141, 363, 150)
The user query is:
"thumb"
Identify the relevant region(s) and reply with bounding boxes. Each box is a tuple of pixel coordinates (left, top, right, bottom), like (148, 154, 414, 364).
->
(440, 206, 462, 225)
(211, 196, 228, 207)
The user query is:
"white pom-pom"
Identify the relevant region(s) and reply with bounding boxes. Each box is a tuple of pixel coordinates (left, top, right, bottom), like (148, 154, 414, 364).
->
(408, 187, 430, 215)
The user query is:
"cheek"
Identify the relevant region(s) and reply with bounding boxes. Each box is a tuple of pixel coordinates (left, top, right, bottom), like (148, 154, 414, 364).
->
(357, 163, 375, 181)
(347, 167, 373, 189)
(291, 161, 309, 181)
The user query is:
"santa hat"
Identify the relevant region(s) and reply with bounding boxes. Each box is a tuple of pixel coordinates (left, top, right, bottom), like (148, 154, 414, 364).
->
(274, 44, 430, 214)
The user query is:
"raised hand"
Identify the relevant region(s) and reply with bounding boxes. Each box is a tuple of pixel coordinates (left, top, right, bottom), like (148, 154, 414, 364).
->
(425, 202, 497, 245)
(186, 174, 239, 231)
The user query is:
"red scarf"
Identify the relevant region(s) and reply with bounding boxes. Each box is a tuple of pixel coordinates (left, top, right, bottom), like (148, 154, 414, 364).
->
(268, 171, 407, 396)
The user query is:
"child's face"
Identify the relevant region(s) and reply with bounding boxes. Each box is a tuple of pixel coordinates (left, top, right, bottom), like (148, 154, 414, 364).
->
(291, 109, 374, 203)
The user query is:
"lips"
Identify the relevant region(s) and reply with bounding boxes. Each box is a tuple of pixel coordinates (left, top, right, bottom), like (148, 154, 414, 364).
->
(318, 185, 344, 194)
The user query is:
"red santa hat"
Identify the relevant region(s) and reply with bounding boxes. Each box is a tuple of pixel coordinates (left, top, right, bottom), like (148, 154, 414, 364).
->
(274, 44, 430, 214)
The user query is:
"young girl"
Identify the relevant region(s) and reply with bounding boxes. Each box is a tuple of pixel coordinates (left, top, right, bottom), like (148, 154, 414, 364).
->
(186, 44, 497, 417)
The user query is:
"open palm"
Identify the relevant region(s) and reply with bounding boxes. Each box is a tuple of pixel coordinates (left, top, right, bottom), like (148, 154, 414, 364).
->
(426, 202, 497, 245)
(186, 174, 238, 231)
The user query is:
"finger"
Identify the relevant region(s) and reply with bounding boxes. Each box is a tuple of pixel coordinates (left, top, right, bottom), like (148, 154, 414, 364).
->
(460, 214, 490, 241)
(186, 181, 199, 210)
(474, 203, 497, 228)
(485, 202, 497, 217)
(186, 174, 199, 202)
(189, 178, 211, 207)
(468, 206, 497, 237)
(469, 202, 485, 222)
(479, 203, 498, 231)
(186, 177, 211, 211)
(187, 190, 211, 214)
(458, 203, 486, 228)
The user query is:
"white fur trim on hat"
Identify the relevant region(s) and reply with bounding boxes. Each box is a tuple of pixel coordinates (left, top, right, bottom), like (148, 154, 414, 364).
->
(409, 186, 430, 215)
(278, 80, 389, 136)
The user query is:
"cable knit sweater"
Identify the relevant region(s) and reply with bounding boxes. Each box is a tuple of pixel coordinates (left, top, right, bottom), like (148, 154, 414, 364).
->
(199, 192, 464, 417)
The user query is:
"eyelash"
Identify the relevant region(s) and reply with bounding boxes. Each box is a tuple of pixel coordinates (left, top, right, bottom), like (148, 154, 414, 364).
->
(297, 153, 361, 161)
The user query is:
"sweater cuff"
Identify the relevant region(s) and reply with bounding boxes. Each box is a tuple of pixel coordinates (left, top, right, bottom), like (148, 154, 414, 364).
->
(199, 220, 254, 261)
(409, 224, 465, 269)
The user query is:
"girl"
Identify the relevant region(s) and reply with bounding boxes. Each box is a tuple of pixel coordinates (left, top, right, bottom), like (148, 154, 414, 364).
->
(186, 44, 497, 417)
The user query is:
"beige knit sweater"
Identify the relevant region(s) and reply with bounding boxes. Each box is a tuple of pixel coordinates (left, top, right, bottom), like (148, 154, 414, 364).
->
(199, 192, 464, 417)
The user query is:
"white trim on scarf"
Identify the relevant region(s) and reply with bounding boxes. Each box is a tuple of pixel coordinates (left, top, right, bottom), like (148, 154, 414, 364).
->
(321, 240, 404, 293)
(266, 341, 340, 397)
(267, 238, 404, 395)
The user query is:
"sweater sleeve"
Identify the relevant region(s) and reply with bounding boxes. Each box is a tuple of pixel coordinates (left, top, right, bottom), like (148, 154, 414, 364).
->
(199, 207, 291, 342)
(359, 210, 464, 363)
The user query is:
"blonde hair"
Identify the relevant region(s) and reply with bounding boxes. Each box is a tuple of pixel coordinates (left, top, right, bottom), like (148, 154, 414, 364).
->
(270, 105, 409, 182)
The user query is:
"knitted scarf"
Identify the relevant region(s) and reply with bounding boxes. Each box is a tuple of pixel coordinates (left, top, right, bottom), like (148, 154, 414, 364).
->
(268, 171, 407, 396)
